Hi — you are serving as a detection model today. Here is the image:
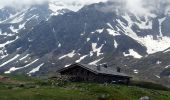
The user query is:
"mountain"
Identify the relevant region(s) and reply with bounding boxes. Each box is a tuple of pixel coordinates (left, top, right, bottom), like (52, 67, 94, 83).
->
(0, 1, 87, 74)
(0, 1, 170, 86)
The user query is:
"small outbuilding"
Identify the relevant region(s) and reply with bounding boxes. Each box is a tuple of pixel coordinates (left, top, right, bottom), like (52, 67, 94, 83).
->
(57, 63, 131, 84)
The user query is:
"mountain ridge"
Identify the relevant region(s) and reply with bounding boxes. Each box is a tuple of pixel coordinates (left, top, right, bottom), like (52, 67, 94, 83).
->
(0, 1, 170, 86)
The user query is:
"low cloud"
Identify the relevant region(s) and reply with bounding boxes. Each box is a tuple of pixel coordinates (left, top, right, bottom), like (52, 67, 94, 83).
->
(0, 0, 47, 8)
(98, 0, 170, 15)
(0, 0, 170, 16)
(0, 0, 108, 8)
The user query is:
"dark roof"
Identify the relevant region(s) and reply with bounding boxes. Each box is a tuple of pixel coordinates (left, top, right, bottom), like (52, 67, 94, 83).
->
(57, 63, 131, 78)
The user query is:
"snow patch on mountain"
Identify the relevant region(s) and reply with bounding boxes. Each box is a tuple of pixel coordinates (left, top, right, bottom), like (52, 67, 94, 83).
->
(164, 48, 170, 53)
(117, 16, 170, 54)
(10, 13, 24, 23)
(165, 65, 170, 69)
(0, 36, 19, 48)
(49, 1, 83, 15)
(96, 29, 104, 33)
(10, 26, 18, 33)
(59, 50, 76, 59)
(18, 23, 26, 29)
(155, 75, 161, 79)
(7, 59, 39, 73)
(27, 63, 44, 75)
(156, 60, 162, 65)
(1, 8, 28, 23)
(19, 54, 30, 61)
(87, 38, 90, 42)
(134, 69, 139, 74)
(22, 59, 39, 68)
(0, 32, 14, 36)
(89, 58, 103, 65)
(140, 36, 170, 54)
(0, 30, 2, 35)
(107, 29, 120, 36)
(4, 67, 22, 74)
(0, 50, 8, 59)
(75, 55, 88, 63)
(92, 43, 103, 56)
(58, 43, 61, 47)
(114, 40, 118, 48)
(0, 54, 20, 67)
(123, 49, 142, 58)
(158, 17, 166, 37)
(9, 24, 25, 34)
(134, 15, 153, 29)
(65, 64, 71, 68)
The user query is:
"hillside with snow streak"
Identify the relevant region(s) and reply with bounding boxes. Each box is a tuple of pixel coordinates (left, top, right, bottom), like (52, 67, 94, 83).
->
(0, 1, 170, 86)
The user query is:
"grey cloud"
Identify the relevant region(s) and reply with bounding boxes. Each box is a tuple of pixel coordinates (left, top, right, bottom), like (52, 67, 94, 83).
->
(97, 0, 170, 15)
(0, 0, 108, 8)
(0, 0, 170, 16)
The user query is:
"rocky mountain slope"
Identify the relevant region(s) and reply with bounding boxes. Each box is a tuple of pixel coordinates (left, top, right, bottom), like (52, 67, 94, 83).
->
(0, 1, 170, 86)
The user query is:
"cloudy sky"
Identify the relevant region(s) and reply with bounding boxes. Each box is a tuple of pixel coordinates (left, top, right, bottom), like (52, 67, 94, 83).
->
(0, 0, 169, 7)
(0, 0, 169, 15)
(0, 0, 108, 8)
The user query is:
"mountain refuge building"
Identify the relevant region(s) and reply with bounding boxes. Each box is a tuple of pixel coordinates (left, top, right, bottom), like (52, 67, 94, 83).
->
(57, 63, 131, 84)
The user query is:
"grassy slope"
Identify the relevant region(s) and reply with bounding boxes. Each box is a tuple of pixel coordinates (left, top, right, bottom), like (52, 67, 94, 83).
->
(0, 75, 170, 100)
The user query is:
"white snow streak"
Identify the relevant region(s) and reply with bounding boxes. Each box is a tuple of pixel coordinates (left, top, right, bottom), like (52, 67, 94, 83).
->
(158, 17, 166, 37)
(156, 60, 162, 65)
(92, 43, 103, 56)
(5, 59, 39, 74)
(122, 13, 152, 30)
(0, 36, 19, 48)
(134, 69, 139, 74)
(89, 58, 103, 65)
(0, 54, 20, 67)
(22, 59, 39, 68)
(107, 29, 120, 36)
(4, 67, 22, 74)
(107, 23, 114, 29)
(18, 23, 26, 30)
(75, 55, 88, 63)
(87, 38, 90, 42)
(155, 75, 161, 79)
(140, 36, 170, 54)
(65, 64, 71, 68)
(58, 43, 61, 47)
(96, 29, 104, 33)
(59, 50, 75, 59)
(0, 49, 8, 59)
(10, 26, 18, 33)
(117, 17, 170, 54)
(114, 40, 118, 48)
(165, 65, 170, 69)
(123, 49, 142, 58)
(164, 49, 170, 53)
(49, 1, 83, 15)
(19, 54, 30, 61)
(27, 63, 44, 75)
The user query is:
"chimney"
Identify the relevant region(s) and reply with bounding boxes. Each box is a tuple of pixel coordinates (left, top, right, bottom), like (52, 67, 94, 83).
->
(117, 67, 121, 72)
(97, 65, 101, 71)
(103, 64, 108, 68)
